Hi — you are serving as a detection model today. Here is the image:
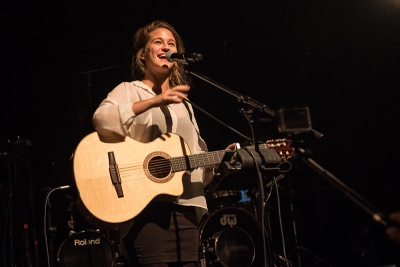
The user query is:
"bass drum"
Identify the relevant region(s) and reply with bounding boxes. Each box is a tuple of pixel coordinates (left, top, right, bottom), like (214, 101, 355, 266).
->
(57, 230, 115, 267)
(199, 207, 272, 267)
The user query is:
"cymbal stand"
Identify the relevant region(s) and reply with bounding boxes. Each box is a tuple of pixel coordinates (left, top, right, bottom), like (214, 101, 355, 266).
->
(66, 194, 76, 235)
(77, 64, 126, 119)
(42, 187, 57, 267)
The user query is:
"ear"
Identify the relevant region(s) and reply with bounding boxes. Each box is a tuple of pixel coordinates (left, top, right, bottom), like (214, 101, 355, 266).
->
(139, 51, 145, 60)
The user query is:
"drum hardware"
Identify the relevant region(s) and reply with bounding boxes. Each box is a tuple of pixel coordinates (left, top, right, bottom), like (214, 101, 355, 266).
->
(275, 253, 294, 267)
(205, 189, 244, 211)
(199, 245, 207, 267)
(293, 246, 332, 267)
(66, 194, 77, 234)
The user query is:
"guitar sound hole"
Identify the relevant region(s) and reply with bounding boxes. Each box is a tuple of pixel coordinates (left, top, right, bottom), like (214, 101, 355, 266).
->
(148, 156, 172, 179)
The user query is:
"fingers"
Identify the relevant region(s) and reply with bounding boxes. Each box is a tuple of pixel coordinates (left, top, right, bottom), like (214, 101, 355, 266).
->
(156, 85, 190, 106)
(170, 85, 189, 101)
(226, 143, 238, 150)
(173, 84, 190, 92)
(172, 85, 189, 94)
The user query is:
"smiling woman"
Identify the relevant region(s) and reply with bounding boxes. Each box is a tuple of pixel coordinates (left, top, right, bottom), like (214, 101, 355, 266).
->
(141, 28, 177, 69)
(130, 20, 189, 90)
(91, 20, 216, 267)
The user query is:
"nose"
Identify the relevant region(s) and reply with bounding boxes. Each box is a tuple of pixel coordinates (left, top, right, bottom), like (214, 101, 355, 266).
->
(161, 41, 170, 51)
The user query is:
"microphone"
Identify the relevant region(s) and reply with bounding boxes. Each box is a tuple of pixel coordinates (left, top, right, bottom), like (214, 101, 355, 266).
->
(166, 51, 203, 64)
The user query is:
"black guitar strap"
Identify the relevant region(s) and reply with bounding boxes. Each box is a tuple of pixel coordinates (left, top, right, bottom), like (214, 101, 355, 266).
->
(182, 99, 194, 126)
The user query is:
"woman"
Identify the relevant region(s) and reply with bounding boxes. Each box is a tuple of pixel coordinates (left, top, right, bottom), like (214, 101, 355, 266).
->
(92, 20, 214, 267)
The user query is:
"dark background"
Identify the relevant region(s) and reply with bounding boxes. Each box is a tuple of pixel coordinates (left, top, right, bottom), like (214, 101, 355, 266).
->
(1, 0, 400, 266)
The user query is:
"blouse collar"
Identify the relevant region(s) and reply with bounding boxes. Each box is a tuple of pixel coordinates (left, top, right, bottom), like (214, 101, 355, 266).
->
(132, 80, 157, 96)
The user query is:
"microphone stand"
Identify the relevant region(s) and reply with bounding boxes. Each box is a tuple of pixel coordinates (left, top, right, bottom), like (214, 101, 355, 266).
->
(293, 146, 391, 228)
(187, 68, 286, 267)
(186, 67, 393, 266)
(189, 69, 324, 141)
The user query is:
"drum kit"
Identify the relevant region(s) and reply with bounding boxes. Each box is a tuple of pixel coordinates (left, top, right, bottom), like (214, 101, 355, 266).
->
(47, 137, 295, 267)
(49, 177, 276, 267)
(50, 187, 272, 267)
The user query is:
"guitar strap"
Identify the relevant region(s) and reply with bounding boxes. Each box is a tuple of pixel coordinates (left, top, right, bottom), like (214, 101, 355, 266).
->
(182, 99, 194, 126)
(182, 99, 209, 222)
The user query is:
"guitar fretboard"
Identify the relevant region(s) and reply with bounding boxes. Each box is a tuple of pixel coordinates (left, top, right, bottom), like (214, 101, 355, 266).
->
(170, 150, 226, 172)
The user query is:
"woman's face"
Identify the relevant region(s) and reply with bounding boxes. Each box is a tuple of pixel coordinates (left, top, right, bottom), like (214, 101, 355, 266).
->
(143, 28, 177, 75)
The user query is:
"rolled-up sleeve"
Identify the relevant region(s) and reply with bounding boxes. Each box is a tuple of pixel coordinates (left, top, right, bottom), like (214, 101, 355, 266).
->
(93, 83, 137, 140)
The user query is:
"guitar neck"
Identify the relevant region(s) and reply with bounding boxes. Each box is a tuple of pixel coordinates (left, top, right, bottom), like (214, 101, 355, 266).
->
(170, 150, 226, 172)
(169, 143, 272, 172)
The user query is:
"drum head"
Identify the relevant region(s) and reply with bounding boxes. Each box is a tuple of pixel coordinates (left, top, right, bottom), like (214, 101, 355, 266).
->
(212, 227, 255, 266)
(57, 230, 115, 267)
(199, 207, 271, 267)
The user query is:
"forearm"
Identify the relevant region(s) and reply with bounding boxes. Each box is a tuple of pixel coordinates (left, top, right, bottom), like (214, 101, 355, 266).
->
(131, 97, 158, 116)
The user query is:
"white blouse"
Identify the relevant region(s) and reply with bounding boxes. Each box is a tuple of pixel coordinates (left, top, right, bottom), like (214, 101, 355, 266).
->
(92, 81, 212, 211)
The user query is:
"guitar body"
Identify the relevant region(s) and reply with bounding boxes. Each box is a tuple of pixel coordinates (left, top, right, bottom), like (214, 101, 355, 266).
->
(73, 132, 191, 228)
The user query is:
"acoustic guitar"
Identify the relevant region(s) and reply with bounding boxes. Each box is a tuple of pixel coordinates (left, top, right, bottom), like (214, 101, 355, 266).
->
(73, 132, 291, 228)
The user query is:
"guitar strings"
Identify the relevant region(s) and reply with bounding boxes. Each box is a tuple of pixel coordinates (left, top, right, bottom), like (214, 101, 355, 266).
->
(116, 160, 173, 180)
(114, 142, 291, 178)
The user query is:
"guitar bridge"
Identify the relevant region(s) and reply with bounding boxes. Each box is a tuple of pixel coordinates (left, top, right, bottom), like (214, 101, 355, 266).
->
(108, 151, 124, 198)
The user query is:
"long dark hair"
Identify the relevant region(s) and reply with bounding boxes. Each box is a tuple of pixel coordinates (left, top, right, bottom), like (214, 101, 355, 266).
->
(130, 20, 190, 86)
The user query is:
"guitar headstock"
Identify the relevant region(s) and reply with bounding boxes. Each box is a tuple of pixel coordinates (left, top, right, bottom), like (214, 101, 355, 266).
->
(265, 139, 294, 160)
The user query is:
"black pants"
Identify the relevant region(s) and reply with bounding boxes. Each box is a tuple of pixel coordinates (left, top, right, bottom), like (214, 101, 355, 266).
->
(121, 203, 200, 265)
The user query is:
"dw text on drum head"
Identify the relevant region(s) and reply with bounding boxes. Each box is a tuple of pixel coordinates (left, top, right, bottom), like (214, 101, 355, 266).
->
(199, 207, 272, 267)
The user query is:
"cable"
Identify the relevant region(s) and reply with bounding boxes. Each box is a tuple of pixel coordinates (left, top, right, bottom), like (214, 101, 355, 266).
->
(44, 185, 70, 267)
(2, 157, 12, 267)
(243, 147, 270, 267)
(273, 176, 290, 267)
(5, 159, 18, 267)
(26, 159, 39, 267)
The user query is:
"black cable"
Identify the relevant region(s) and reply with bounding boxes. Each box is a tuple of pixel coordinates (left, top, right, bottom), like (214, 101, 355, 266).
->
(2, 157, 12, 267)
(273, 176, 290, 267)
(8, 160, 18, 267)
(243, 147, 269, 267)
(44, 185, 70, 267)
(26, 159, 39, 267)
